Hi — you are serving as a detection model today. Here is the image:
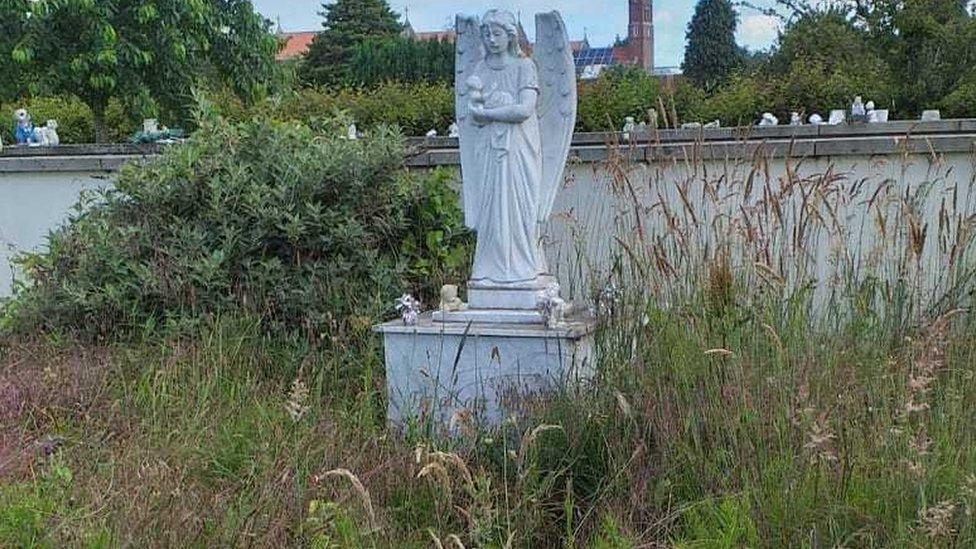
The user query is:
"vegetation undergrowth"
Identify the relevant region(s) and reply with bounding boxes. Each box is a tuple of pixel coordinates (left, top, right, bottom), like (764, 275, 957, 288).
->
(2, 284, 975, 546)
(2, 115, 976, 546)
(4, 108, 471, 343)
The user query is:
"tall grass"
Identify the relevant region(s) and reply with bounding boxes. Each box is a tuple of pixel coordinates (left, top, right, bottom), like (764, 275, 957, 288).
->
(1, 141, 975, 546)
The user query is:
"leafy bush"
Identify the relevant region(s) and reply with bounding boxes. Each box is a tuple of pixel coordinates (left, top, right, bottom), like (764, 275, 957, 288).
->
(0, 96, 132, 144)
(940, 75, 976, 118)
(667, 79, 707, 127)
(693, 75, 767, 126)
(272, 82, 455, 137)
(577, 67, 662, 132)
(6, 114, 471, 339)
(766, 57, 894, 119)
(350, 37, 455, 87)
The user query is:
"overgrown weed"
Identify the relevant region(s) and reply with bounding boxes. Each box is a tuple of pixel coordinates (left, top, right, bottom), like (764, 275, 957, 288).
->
(0, 132, 975, 546)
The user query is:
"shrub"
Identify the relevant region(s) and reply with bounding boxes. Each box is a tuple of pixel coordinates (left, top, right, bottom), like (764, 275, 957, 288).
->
(667, 79, 708, 127)
(6, 114, 471, 340)
(766, 57, 894, 119)
(693, 75, 767, 126)
(940, 75, 976, 118)
(350, 37, 455, 87)
(577, 66, 661, 132)
(0, 96, 132, 144)
(275, 82, 454, 137)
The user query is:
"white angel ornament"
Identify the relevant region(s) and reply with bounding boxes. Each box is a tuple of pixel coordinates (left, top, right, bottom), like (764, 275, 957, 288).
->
(455, 9, 576, 291)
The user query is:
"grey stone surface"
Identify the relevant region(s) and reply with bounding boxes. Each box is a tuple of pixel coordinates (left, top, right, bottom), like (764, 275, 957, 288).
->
(374, 314, 597, 427)
(432, 308, 546, 324)
(0, 154, 153, 173)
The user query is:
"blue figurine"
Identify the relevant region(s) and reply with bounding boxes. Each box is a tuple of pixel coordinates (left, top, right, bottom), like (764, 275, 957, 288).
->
(13, 108, 38, 145)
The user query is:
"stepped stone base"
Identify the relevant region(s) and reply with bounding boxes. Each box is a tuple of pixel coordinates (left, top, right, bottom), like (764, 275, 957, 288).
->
(374, 312, 597, 429)
(466, 275, 557, 310)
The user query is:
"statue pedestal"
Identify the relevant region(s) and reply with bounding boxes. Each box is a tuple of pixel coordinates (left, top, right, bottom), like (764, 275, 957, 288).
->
(466, 275, 556, 310)
(373, 312, 597, 429)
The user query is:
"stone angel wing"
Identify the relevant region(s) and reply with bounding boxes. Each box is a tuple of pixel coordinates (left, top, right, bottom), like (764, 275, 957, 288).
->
(533, 11, 577, 223)
(454, 14, 486, 230)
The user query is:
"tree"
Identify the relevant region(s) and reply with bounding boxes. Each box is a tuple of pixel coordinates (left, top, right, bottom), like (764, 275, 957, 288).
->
(769, 9, 870, 75)
(682, 0, 743, 91)
(577, 66, 661, 131)
(349, 37, 454, 87)
(765, 0, 975, 116)
(300, 0, 402, 87)
(886, 0, 974, 113)
(8, 0, 279, 142)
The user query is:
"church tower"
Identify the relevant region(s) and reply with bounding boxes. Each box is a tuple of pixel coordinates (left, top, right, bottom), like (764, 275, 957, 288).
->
(627, 0, 654, 73)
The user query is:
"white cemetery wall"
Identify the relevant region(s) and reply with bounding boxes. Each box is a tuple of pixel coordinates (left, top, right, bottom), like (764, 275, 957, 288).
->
(0, 129, 974, 304)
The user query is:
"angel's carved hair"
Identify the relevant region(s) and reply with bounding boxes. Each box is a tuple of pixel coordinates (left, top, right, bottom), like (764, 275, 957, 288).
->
(481, 10, 523, 57)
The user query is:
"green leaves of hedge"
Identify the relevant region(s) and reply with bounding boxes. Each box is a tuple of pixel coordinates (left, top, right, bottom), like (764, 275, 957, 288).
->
(8, 117, 471, 340)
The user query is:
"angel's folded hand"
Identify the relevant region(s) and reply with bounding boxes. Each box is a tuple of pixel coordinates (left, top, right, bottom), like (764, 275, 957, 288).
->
(471, 106, 491, 124)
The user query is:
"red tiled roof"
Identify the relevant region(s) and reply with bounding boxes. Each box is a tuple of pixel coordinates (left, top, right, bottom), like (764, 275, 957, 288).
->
(277, 32, 317, 61)
(414, 30, 456, 43)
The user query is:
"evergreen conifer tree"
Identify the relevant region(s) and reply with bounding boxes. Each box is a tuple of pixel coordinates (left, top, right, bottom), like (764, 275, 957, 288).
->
(301, 0, 402, 86)
(682, 0, 743, 91)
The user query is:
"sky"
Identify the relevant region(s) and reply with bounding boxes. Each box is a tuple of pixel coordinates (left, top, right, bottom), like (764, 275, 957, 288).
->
(253, 0, 784, 69)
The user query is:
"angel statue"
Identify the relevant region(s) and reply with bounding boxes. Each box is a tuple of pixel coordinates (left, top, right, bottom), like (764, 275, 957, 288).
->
(454, 9, 576, 309)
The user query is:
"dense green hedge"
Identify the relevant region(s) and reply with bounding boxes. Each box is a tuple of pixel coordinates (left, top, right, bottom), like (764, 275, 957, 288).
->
(1, 96, 133, 144)
(5, 114, 471, 340)
(7, 66, 974, 146)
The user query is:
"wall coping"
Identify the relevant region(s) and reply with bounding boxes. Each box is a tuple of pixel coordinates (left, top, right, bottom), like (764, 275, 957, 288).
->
(1, 120, 974, 173)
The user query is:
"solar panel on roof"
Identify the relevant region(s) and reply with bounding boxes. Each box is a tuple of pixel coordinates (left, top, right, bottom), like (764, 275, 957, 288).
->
(574, 47, 615, 75)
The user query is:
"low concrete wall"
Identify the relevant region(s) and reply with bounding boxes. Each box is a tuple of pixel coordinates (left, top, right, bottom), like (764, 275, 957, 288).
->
(1, 123, 975, 301)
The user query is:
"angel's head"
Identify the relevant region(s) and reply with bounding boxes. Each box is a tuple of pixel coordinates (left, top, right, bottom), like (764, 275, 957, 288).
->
(481, 10, 522, 58)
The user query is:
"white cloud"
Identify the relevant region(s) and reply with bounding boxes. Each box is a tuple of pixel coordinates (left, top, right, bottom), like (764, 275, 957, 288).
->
(737, 14, 780, 50)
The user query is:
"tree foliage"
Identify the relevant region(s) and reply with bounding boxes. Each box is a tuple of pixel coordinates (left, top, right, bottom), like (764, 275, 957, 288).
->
(300, 0, 402, 87)
(0, 0, 30, 101)
(682, 0, 743, 91)
(6, 0, 279, 141)
(349, 37, 454, 87)
(763, 0, 976, 116)
(577, 66, 662, 131)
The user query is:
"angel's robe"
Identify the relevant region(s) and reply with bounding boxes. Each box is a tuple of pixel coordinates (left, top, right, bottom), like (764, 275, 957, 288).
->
(468, 57, 547, 285)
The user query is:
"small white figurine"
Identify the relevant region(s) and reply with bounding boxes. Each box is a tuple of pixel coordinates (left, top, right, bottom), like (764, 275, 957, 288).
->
(789, 112, 802, 126)
(680, 122, 703, 129)
(921, 110, 941, 122)
(850, 96, 867, 123)
(345, 123, 359, 140)
(622, 116, 636, 141)
(439, 285, 467, 312)
(447, 122, 460, 138)
(758, 113, 779, 126)
(37, 120, 59, 146)
(828, 110, 846, 125)
(536, 282, 567, 328)
(809, 113, 824, 125)
(425, 129, 438, 139)
(703, 119, 721, 129)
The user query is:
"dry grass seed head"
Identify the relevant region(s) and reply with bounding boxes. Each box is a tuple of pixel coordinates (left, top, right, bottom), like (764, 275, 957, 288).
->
(918, 500, 957, 540)
(320, 468, 376, 533)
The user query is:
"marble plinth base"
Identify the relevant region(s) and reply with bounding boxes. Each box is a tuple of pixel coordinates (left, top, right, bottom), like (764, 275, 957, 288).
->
(431, 308, 545, 324)
(374, 313, 597, 429)
(467, 275, 556, 310)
